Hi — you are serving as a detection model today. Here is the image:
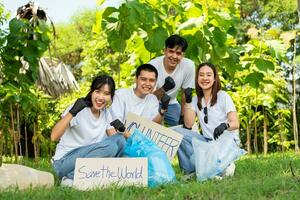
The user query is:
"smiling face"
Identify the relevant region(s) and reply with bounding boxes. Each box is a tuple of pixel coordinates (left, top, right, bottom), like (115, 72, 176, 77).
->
(135, 70, 157, 98)
(163, 46, 184, 71)
(91, 84, 112, 111)
(197, 65, 215, 91)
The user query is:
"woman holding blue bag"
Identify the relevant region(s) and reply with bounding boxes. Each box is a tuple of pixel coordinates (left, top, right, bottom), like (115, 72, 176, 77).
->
(175, 62, 244, 180)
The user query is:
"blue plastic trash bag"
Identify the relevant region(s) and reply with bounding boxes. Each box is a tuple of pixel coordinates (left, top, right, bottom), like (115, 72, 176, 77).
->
(124, 128, 176, 187)
(192, 131, 246, 181)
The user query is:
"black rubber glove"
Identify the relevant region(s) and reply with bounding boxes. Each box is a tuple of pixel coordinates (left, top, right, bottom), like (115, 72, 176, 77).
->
(184, 88, 193, 103)
(69, 98, 89, 117)
(213, 123, 228, 140)
(161, 94, 171, 110)
(162, 76, 175, 92)
(110, 119, 126, 132)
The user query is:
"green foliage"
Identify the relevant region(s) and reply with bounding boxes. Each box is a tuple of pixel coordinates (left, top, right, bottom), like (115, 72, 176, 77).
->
(48, 9, 97, 70)
(101, 1, 163, 53)
(240, 0, 298, 31)
(144, 27, 168, 52)
(2, 18, 50, 84)
(0, 2, 9, 49)
(269, 109, 292, 150)
(88, 0, 246, 87)
(0, 13, 53, 158)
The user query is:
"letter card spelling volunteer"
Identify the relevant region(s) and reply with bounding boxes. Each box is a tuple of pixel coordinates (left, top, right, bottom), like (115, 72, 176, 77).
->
(125, 112, 183, 160)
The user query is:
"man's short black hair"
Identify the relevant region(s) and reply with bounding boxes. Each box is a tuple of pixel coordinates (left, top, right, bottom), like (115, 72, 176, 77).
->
(135, 64, 158, 79)
(165, 34, 188, 52)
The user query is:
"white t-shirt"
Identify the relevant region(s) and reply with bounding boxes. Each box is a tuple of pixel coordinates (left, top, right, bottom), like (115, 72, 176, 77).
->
(110, 88, 159, 123)
(191, 90, 239, 140)
(52, 106, 112, 160)
(149, 56, 195, 104)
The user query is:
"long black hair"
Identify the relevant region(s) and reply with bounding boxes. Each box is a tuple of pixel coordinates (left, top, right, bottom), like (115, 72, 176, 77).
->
(195, 63, 221, 110)
(85, 75, 116, 105)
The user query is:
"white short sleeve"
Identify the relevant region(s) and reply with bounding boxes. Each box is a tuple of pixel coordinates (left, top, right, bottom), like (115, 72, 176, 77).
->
(181, 59, 195, 89)
(221, 91, 236, 114)
(191, 96, 198, 112)
(110, 88, 159, 123)
(104, 109, 114, 130)
(110, 89, 126, 122)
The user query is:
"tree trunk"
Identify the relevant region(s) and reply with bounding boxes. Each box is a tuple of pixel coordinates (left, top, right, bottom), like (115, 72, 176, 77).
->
(16, 104, 22, 157)
(263, 108, 268, 155)
(254, 116, 258, 154)
(246, 122, 252, 154)
(25, 123, 29, 158)
(33, 121, 39, 164)
(10, 104, 18, 162)
(253, 89, 258, 154)
(36, 119, 40, 160)
(292, 34, 299, 153)
(278, 112, 286, 152)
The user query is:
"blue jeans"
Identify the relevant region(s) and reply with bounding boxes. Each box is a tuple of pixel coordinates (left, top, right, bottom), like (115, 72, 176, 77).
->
(52, 133, 126, 180)
(160, 103, 181, 127)
(174, 127, 211, 174)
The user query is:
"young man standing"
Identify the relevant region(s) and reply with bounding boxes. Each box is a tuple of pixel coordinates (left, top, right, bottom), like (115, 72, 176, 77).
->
(110, 64, 170, 125)
(149, 34, 195, 126)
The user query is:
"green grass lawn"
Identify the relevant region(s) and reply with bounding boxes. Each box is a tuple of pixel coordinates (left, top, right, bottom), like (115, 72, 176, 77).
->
(1, 153, 300, 200)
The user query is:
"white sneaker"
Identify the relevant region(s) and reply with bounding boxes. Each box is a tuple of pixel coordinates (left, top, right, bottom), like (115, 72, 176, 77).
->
(222, 163, 236, 177)
(61, 177, 73, 187)
(214, 175, 223, 180)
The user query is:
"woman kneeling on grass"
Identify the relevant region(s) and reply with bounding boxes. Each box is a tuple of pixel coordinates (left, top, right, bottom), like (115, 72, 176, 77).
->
(51, 75, 126, 187)
(175, 62, 241, 180)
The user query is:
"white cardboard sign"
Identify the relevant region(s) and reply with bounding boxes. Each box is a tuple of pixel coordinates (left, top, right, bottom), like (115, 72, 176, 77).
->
(73, 157, 148, 190)
(125, 112, 183, 160)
